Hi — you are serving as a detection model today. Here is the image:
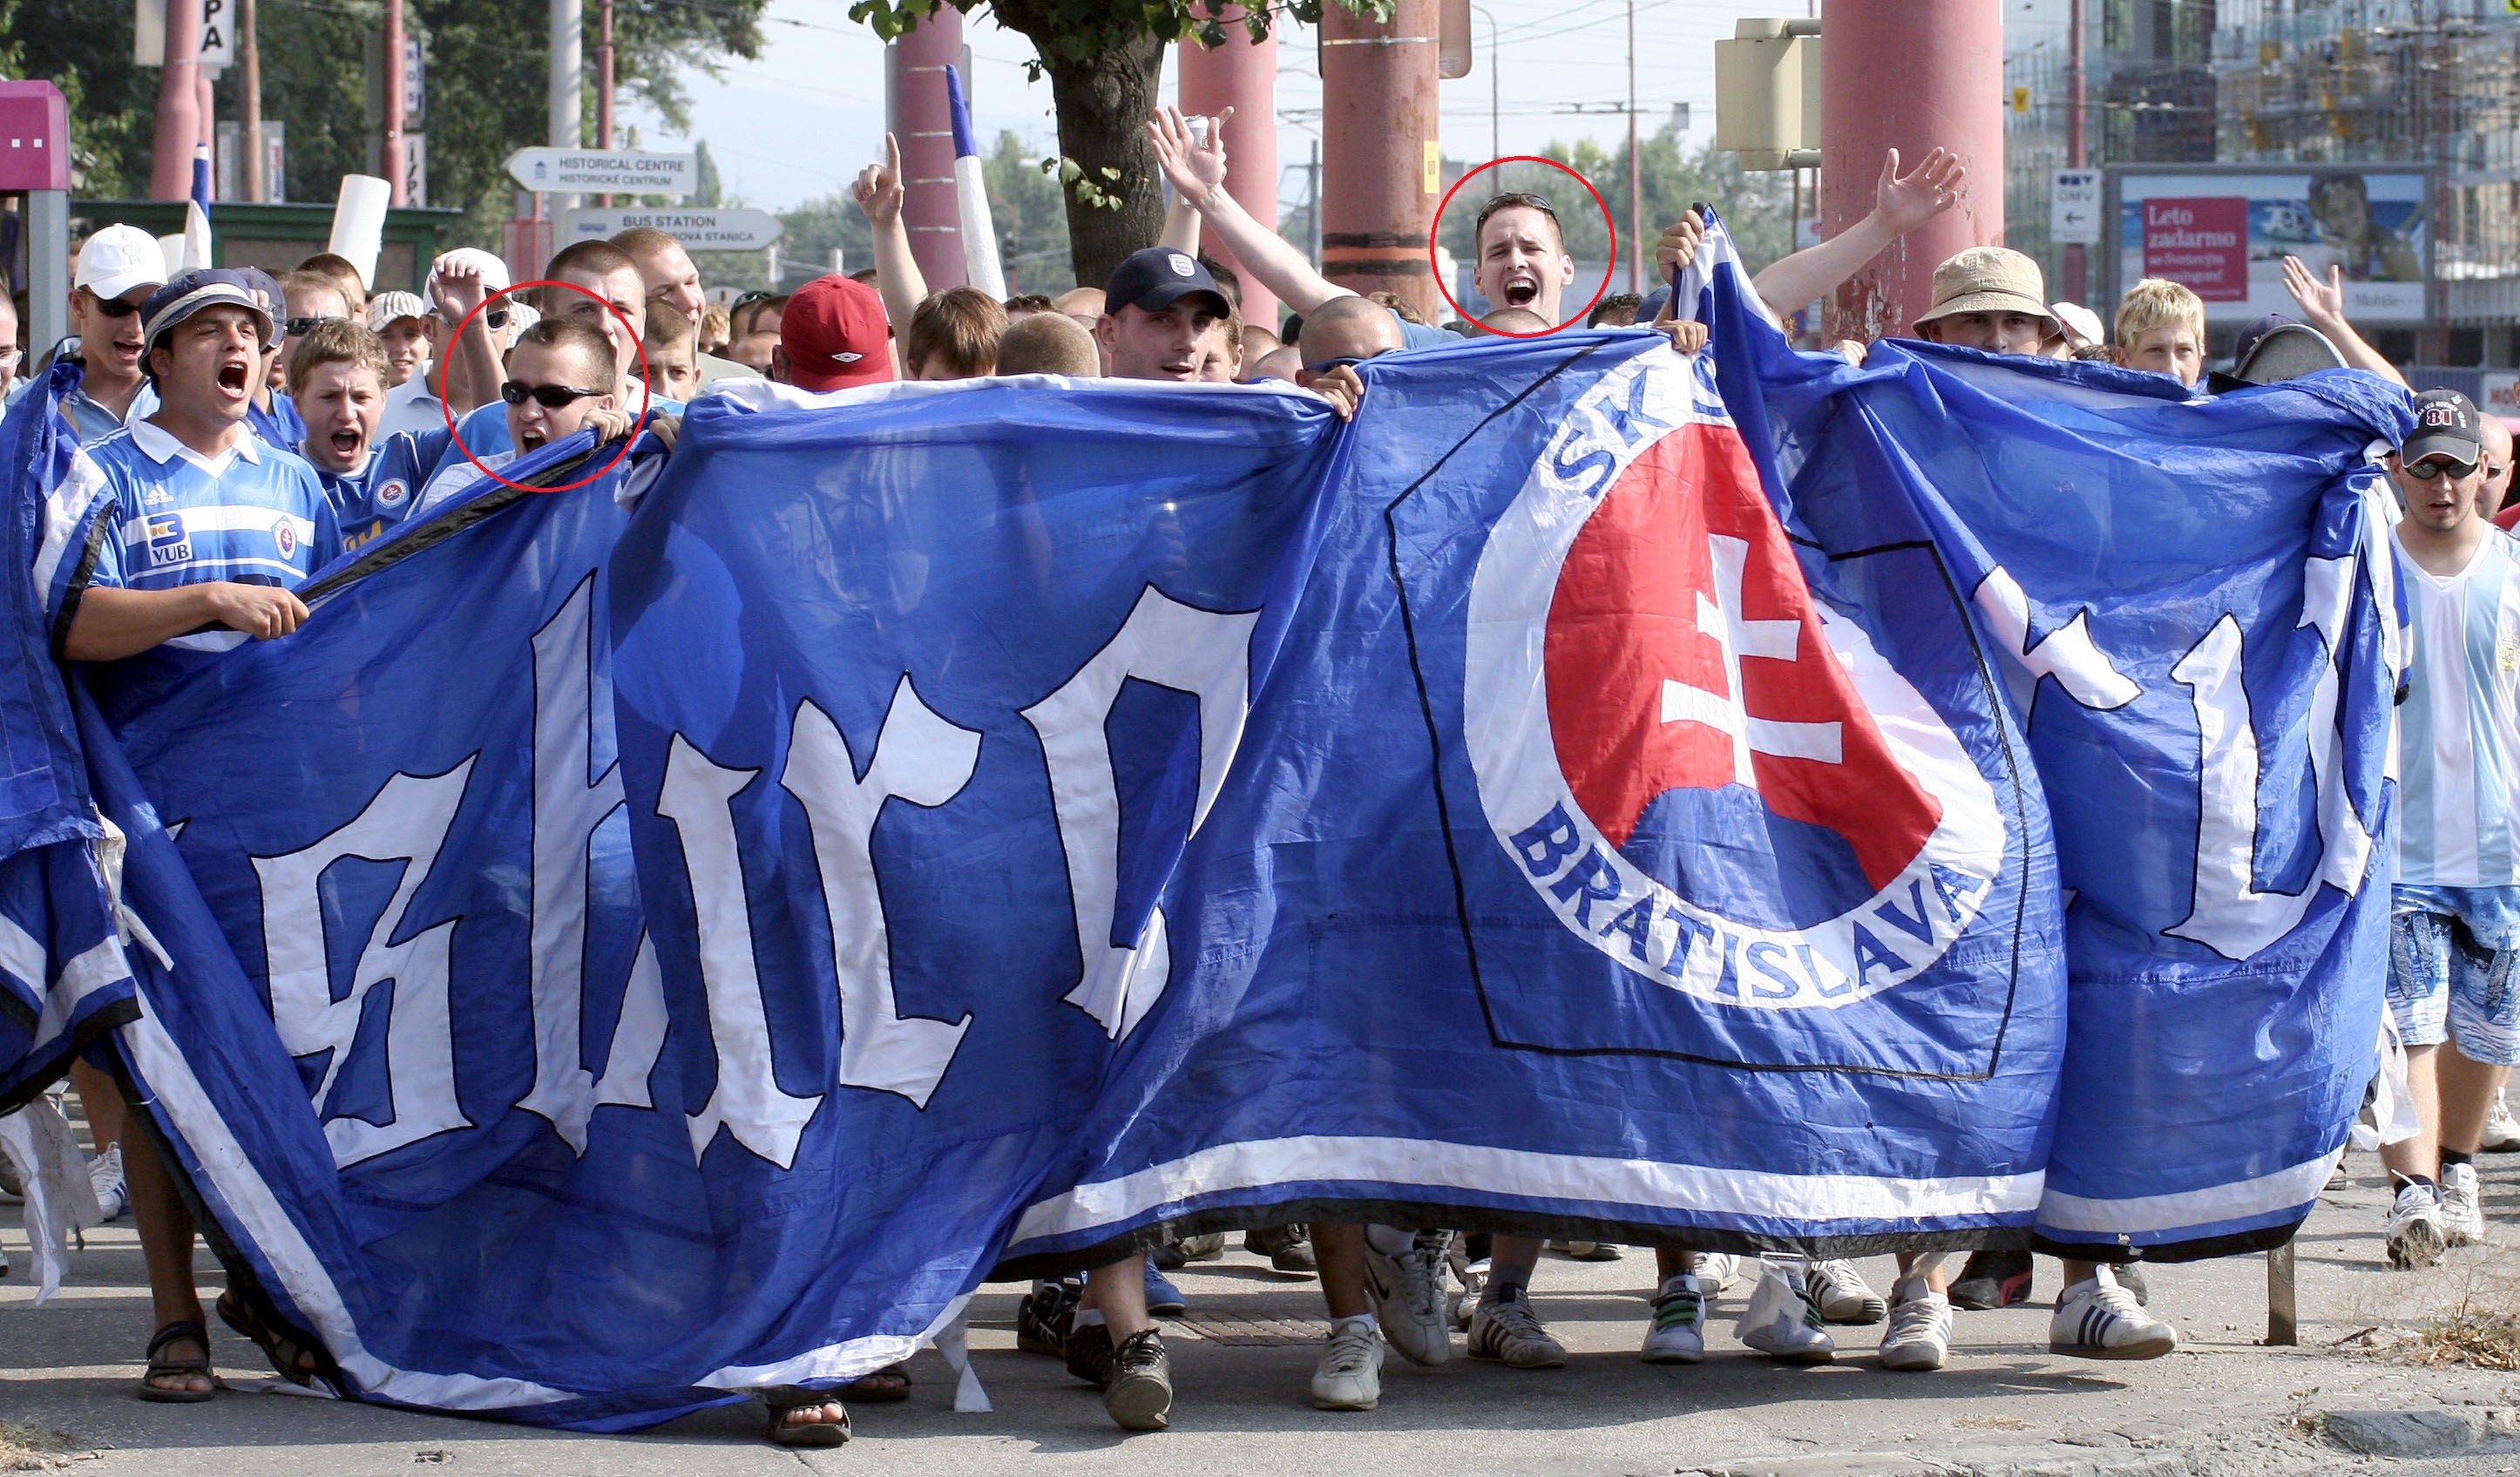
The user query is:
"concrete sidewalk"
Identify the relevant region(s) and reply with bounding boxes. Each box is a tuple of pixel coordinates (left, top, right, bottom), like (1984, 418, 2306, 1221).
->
(4, 1148, 2518, 1476)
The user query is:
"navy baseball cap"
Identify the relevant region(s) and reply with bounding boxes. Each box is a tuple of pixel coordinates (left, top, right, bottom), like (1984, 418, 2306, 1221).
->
(140, 268, 277, 358)
(2404, 389, 2484, 465)
(1103, 248, 1228, 318)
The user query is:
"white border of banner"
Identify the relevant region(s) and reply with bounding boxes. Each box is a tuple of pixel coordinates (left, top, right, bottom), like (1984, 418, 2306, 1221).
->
(1006, 1135, 2041, 1252)
(2034, 1147, 2344, 1236)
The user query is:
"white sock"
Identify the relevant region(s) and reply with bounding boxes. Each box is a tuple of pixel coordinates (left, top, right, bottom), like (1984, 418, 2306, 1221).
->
(1074, 1308, 1107, 1329)
(1365, 1224, 1413, 1257)
(1331, 1312, 1377, 1337)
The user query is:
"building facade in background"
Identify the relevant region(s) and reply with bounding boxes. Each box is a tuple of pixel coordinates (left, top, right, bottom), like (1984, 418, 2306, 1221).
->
(2005, 0, 2517, 370)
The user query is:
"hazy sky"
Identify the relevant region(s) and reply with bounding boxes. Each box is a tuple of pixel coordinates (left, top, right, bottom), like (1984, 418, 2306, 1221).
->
(626, 0, 1825, 218)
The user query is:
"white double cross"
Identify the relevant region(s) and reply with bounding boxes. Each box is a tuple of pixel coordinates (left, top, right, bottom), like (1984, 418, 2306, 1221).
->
(1659, 532, 1843, 783)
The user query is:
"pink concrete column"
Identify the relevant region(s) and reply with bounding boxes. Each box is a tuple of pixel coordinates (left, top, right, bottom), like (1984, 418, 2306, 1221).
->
(151, 0, 205, 200)
(1320, 0, 1441, 322)
(1178, 9, 1281, 331)
(890, 10, 967, 291)
(1817, 0, 2005, 341)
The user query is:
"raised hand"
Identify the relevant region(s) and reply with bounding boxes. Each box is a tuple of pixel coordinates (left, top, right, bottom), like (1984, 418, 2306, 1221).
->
(1146, 105, 1232, 211)
(1655, 209, 1707, 278)
(853, 134, 905, 227)
(2281, 254, 2347, 324)
(431, 255, 489, 322)
(1874, 146, 1966, 237)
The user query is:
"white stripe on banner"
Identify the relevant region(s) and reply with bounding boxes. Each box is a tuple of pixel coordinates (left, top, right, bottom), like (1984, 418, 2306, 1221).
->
(1006, 1135, 2040, 1250)
(31, 448, 107, 606)
(954, 156, 1006, 300)
(2034, 1148, 2343, 1236)
(117, 980, 583, 1410)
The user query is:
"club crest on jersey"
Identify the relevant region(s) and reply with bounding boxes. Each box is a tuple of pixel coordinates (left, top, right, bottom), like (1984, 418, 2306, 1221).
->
(376, 478, 409, 508)
(1462, 354, 2005, 1009)
(274, 519, 298, 558)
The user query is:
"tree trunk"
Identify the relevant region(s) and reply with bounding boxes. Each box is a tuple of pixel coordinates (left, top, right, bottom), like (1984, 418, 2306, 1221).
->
(1033, 36, 1169, 292)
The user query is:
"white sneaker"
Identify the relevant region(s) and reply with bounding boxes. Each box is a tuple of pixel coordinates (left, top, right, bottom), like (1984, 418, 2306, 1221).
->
(1736, 1260, 1834, 1363)
(1877, 1276, 1951, 1372)
(1363, 1230, 1453, 1366)
(1805, 1258, 1887, 1325)
(2483, 1089, 2520, 1153)
(2387, 1180, 2449, 1270)
(2441, 1162, 2485, 1247)
(1642, 1273, 1708, 1364)
(1309, 1321, 1384, 1410)
(87, 1142, 127, 1223)
(1697, 1252, 1743, 1293)
(1467, 1286, 1568, 1369)
(2049, 1267, 2178, 1359)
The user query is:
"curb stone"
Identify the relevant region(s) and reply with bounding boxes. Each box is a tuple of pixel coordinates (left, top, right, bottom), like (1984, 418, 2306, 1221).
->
(1675, 1447, 2194, 1477)
(2322, 1407, 2520, 1458)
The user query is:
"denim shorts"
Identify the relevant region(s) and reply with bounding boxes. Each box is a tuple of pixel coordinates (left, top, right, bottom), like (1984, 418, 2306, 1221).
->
(2389, 910, 2520, 1066)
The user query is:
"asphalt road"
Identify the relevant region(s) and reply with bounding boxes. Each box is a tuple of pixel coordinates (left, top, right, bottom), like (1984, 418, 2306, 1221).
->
(5, 1147, 2518, 1476)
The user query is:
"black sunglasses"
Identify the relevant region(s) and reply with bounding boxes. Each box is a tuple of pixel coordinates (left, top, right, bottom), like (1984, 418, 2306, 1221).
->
(282, 314, 346, 337)
(2407, 455, 2480, 481)
(1303, 355, 1366, 375)
(485, 307, 511, 330)
(500, 380, 606, 409)
(82, 289, 143, 318)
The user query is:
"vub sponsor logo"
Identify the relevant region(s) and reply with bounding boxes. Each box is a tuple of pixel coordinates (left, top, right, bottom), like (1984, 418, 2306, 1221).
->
(1462, 356, 2005, 1008)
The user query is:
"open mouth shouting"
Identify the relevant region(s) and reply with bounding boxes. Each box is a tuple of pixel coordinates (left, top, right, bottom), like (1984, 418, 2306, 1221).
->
(518, 426, 550, 454)
(215, 356, 252, 396)
(1500, 270, 1541, 308)
(329, 425, 366, 459)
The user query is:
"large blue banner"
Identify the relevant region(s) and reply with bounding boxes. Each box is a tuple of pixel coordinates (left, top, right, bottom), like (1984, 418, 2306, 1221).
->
(3, 224, 2412, 1427)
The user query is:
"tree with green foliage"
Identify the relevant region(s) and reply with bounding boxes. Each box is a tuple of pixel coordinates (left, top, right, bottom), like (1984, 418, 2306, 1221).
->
(3, 0, 771, 247)
(846, 0, 1386, 290)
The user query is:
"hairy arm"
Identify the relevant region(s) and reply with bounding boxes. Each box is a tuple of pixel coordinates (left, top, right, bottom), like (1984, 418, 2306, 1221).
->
(1148, 107, 1350, 316)
(1748, 146, 1966, 321)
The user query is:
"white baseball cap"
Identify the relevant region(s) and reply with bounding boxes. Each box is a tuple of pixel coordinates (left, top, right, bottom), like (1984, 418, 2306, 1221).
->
(366, 291, 427, 330)
(75, 224, 169, 301)
(422, 247, 513, 313)
(2049, 301, 2106, 349)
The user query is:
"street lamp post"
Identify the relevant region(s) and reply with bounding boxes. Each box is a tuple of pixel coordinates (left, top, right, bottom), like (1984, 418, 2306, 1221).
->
(1469, 3, 1500, 162)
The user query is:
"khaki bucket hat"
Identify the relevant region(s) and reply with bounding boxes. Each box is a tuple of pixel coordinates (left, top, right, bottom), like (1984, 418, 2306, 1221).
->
(1914, 246, 2059, 335)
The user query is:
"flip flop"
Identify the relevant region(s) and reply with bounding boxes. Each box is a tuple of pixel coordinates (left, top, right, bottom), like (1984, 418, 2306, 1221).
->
(135, 1318, 214, 1403)
(843, 1362, 911, 1403)
(758, 1386, 850, 1447)
(215, 1289, 323, 1387)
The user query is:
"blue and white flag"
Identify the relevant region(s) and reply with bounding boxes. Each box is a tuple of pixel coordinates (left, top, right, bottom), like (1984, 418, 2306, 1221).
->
(943, 66, 1005, 300)
(39, 214, 2413, 1429)
(1690, 215, 2413, 1253)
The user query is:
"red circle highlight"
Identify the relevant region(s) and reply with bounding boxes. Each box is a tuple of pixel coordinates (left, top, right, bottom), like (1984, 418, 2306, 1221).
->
(439, 279, 655, 495)
(1429, 157, 1619, 339)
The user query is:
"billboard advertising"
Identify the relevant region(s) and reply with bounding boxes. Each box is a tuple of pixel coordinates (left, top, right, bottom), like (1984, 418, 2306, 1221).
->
(2110, 166, 2429, 325)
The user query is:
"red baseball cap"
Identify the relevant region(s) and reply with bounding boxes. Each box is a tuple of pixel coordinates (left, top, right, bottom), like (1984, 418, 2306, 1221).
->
(781, 274, 895, 391)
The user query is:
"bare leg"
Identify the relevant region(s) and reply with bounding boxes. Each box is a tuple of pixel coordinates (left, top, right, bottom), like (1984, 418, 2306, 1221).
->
(1654, 1247, 1699, 1280)
(67, 1059, 125, 1153)
(2437, 1042, 2511, 1157)
(1894, 1252, 1952, 1294)
(120, 1132, 208, 1396)
(1488, 1234, 1544, 1291)
(2382, 1042, 2444, 1183)
(1093, 1252, 1153, 1340)
(1311, 1222, 1372, 1318)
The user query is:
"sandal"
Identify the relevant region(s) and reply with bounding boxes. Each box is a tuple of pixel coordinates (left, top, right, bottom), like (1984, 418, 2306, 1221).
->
(215, 1289, 323, 1387)
(759, 1386, 850, 1447)
(135, 1318, 214, 1403)
(843, 1361, 911, 1403)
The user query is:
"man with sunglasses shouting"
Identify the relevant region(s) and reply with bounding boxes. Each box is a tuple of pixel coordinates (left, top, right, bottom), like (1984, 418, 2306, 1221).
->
(2380, 389, 2520, 1272)
(412, 316, 637, 514)
(54, 225, 170, 444)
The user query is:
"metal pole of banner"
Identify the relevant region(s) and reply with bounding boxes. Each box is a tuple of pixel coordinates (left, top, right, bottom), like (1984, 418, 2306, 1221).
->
(240, 0, 264, 201)
(2063, 0, 2085, 303)
(1626, 0, 1640, 295)
(2266, 1243, 2297, 1346)
(549, 0, 582, 219)
(383, 0, 407, 207)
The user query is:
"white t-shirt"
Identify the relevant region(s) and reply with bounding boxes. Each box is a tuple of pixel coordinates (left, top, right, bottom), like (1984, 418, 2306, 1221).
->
(375, 371, 450, 439)
(2396, 527, 2520, 886)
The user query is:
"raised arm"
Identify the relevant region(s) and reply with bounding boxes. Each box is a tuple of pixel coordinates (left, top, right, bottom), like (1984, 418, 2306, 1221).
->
(854, 133, 930, 335)
(428, 255, 505, 415)
(1162, 193, 1201, 255)
(2281, 255, 2408, 389)
(1747, 146, 1966, 321)
(1148, 106, 1350, 316)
